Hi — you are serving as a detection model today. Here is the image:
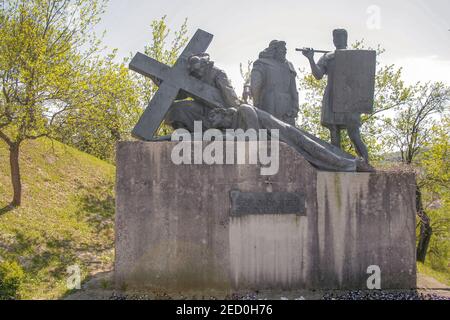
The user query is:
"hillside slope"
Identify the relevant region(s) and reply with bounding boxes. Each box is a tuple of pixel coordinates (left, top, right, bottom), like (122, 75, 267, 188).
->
(0, 138, 115, 299)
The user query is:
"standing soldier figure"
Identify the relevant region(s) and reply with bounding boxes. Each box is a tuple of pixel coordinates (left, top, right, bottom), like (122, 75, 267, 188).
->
(250, 40, 300, 126)
(302, 29, 371, 163)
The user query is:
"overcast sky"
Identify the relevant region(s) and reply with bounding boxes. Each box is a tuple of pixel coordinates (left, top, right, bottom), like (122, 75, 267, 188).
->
(97, 0, 450, 92)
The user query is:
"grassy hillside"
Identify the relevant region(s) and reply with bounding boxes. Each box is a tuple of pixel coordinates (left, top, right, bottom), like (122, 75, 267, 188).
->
(0, 138, 115, 299)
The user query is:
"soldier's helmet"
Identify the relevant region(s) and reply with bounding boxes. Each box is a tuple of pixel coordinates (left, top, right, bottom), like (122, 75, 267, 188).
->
(333, 29, 348, 46)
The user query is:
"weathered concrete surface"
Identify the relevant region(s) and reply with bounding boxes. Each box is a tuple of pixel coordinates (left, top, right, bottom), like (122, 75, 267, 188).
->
(115, 141, 416, 292)
(316, 172, 417, 289)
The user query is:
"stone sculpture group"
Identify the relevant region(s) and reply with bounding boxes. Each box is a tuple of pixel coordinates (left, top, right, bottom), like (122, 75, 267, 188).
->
(129, 28, 376, 173)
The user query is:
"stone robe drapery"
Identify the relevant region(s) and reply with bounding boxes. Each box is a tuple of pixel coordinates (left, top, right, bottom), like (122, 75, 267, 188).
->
(250, 58, 299, 126)
(231, 105, 357, 172)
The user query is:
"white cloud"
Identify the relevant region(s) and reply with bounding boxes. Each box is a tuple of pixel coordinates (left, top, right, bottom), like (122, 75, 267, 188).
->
(392, 56, 450, 85)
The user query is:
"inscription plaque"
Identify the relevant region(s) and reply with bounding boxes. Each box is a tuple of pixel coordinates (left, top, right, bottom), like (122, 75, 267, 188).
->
(230, 191, 306, 216)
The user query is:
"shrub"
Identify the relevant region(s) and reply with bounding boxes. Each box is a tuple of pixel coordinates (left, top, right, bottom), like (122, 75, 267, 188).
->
(0, 260, 25, 300)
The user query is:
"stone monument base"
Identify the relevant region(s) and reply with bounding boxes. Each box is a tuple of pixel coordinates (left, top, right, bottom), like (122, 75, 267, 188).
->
(114, 142, 416, 292)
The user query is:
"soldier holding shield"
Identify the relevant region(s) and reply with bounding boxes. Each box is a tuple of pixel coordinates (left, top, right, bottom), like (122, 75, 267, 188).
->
(302, 29, 375, 163)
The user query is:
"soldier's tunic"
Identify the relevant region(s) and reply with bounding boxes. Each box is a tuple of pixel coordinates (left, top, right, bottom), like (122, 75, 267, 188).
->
(165, 65, 240, 132)
(251, 58, 299, 126)
(317, 51, 361, 129)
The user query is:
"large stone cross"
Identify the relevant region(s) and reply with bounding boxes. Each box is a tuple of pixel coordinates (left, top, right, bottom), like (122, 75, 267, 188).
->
(129, 29, 226, 141)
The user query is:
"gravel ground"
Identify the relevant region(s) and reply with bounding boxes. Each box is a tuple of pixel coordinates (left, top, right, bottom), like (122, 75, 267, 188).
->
(322, 290, 450, 300)
(66, 271, 450, 301)
(106, 290, 450, 301)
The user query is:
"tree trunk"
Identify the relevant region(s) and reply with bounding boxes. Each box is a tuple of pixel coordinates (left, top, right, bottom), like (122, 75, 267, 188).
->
(416, 185, 432, 263)
(9, 143, 22, 207)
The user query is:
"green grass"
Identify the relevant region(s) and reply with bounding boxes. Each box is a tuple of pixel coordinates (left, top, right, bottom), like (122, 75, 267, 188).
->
(0, 138, 115, 299)
(418, 263, 450, 287)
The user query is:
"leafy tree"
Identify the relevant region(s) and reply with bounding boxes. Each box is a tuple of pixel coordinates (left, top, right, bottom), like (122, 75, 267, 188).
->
(382, 82, 449, 262)
(54, 53, 141, 162)
(416, 118, 450, 265)
(0, 0, 107, 206)
(382, 82, 449, 164)
(57, 16, 190, 160)
(131, 15, 188, 137)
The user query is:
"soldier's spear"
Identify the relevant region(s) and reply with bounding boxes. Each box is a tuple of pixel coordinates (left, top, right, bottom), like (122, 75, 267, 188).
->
(295, 47, 331, 54)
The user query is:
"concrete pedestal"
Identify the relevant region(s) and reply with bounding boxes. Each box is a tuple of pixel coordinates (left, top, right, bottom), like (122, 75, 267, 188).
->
(114, 141, 416, 292)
